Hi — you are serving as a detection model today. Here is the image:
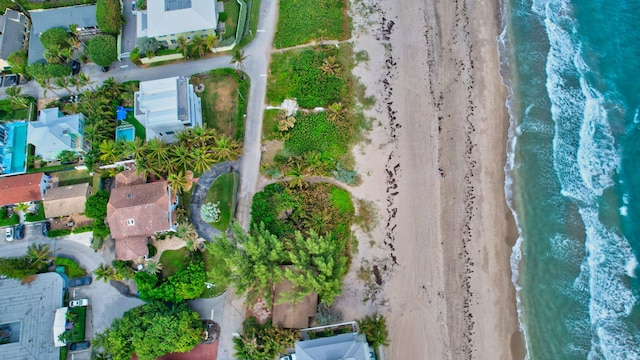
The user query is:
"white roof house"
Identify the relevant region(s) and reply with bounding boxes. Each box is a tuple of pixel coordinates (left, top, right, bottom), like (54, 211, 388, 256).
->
(294, 333, 374, 360)
(137, 0, 217, 44)
(134, 76, 202, 142)
(27, 108, 85, 161)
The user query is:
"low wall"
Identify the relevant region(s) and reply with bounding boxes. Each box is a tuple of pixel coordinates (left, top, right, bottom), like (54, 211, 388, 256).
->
(140, 53, 184, 64)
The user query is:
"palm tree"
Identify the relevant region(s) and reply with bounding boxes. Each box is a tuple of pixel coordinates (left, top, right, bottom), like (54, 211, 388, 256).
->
(176, 222, 198, 241)
(304, 210, 332, 235)
(134, 157, 157, 178)
(167, 170, 190, 194)
(5, 86, 29, 108)
(302, 150, 323, 175)
(77, 72, 95, 91)
(326, 102, 347, 123)
(144, 260, 164, 274)
(93, 263, 119, 283)
(14, 202, 30, 221)
(287, 164, 307, 189)
(205, 33, 218, 51)
(125, 137, 145, 160)
(54, 77, 72, 94)
(26, 243, 52, 268)
(356, 313, 390, 349)
(101, 77, 124, 98)
(191, 147, 216, 173)
(170, 143, 193, 171)
(185, 238, 202, 252)
(43, 44, 65, 64)
(176, 35, 189, 57)
(190, 125, 216, 149)
(191, 35, 208, 57)
(230, 49, 248, 78)
(99, 140, 119, 164)
(213, 135, 241, 161)
(319, 56, 341, 75)
(145, 138, 171, 171)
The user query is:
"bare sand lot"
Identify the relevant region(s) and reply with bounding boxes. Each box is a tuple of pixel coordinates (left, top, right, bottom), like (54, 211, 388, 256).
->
(336, 0, 524, 358)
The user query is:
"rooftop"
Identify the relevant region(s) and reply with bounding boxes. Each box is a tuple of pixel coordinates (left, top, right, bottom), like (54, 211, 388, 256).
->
(145, 0, 217, 37)
(0, 172, 45, 206)
(0, 9, 28, 61)
(43, 183, 91, 218)
(0, 273, 64, 360)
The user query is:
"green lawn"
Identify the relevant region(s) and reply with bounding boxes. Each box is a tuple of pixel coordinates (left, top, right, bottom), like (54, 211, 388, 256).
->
(54, 258, 87, 278)
(24, 202, 45, 222)
(56, 169, 92, 186)
(0, 208, 19, 227)
(27, 163, 76, 174)
(204, 172, 238, 231)
(69, 306, 86, 342)
(201, 249, 229, 297)
(262, 109, 281, 139)
(159, 248, 189, 278)
(274, 0, 350, 48)
(125, 111, 146, 139)
(239, 0, 261, 47)
(223, 0, 240, 41)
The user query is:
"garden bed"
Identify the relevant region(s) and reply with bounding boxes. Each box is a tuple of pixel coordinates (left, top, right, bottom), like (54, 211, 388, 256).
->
(204, 172, 238, 231)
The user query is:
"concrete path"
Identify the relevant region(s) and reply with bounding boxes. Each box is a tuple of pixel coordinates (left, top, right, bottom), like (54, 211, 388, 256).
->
(189, 160, 238, 241)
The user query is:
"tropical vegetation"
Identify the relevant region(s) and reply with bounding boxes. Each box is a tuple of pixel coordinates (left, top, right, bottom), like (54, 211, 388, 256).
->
(85, 35, 118, 67)
(357, 313, 390, 350)
(134, 251, 207, 302)
(233, 317, 299, 360)
(274, 0, 350, 48)
(95, 0, 124, 35)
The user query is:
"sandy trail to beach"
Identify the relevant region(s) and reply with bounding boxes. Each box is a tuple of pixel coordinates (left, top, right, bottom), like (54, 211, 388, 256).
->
(339, 0, 523, 358)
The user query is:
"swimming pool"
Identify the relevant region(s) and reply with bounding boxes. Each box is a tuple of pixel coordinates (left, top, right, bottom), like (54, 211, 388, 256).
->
(0, 121, 28, 175)
(115, 123, 135, 142)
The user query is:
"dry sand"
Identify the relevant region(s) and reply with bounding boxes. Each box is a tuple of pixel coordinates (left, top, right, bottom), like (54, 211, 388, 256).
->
(335, 0, 524, 358)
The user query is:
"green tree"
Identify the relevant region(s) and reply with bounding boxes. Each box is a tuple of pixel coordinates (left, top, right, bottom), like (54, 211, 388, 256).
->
(357, 313, 390, 349)
(213, 135, 241, 161)
(40, 27, 71, 51)
(57, 150, 78, 163)
(85, 190, 110, 219)
(5, 86, 29, 108)
(167, 171, 190, 194)
(176, 35, 189, 57)
(25, 243, 52, 269)
(0, 257, 37, 280)
(86, 35, 118, 67)
(94, 301, 203, 360)
(136, 37, 161, 55)
(96, 0, 124, 35)
(230, 49, 248, 79)
(45, 63, 72, 78)
(233, 318, 299, 360)
(94, 263, 121, 282)
(7, 50, 28, 76)
(190, 35, 208, 57)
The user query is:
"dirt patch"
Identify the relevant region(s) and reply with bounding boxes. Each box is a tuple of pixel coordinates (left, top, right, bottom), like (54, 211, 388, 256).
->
(261, 140, 285, 164)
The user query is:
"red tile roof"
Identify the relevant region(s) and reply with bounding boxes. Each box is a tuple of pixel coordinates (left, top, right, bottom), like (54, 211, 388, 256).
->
(114, 236, 148, 261)
(0, 173, 46, 206)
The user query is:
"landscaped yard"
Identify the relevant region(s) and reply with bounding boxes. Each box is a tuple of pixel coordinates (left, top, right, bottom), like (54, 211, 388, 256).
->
(0, 98, 34, 121)
(204, 172, 238, 231)
(54, 257, 87, 278)
(191, 68, 248, 141)
(55, 169, 92, 186)
(274, 0, 350, 48)
(159, 247, 189, 278)
(202, 249, 229, 297)
(125, 111, 146, 139)
(222, 0, 240, 41)
(68, 306, 86, 342)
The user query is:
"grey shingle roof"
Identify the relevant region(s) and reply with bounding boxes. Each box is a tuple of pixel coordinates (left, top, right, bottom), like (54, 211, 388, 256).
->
(0, 273, 64, 360)
(0, 9, 28, 62)
(28, 5, 97, 64)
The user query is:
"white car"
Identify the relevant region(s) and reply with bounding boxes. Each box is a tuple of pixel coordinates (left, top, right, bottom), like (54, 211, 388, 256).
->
(5, 227, 13, 242)
(69, 298, 89, 307)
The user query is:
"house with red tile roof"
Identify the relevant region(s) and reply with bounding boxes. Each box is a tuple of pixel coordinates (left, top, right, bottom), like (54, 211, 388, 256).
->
(106, 180, 177, 261)
(0, 173, 49, 207)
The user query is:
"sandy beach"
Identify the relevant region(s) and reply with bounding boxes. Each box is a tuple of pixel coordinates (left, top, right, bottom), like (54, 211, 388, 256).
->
(337, 0, 523, 358)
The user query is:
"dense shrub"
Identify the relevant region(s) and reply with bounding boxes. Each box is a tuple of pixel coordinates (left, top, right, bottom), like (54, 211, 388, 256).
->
(96, 0, 124, 35)
(40, 27, 71, 50)
(86, 35, 117, 67)
(72, 225, 92, 234)
(284, 112, 348, 159)
(48, 229, 72, 237)
(54, 257, 87, 278)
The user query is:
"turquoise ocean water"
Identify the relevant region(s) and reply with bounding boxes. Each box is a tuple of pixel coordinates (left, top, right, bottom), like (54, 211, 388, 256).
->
(500, 0, 640, 358)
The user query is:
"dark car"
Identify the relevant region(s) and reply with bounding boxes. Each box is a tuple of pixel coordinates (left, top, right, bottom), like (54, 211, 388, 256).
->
(69, 340, 90, 351)
(70, 60, 81, 75)
(14, 224, 24, 240)
(100, 66, 109, 72)
(68, 276, 92, 287)
(41, 221, 50, 236)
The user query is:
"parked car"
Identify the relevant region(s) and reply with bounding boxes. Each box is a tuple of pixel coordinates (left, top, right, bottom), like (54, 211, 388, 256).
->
(41, 221, 51, 236)
(70, 60, 81, 75)
(5, 227, 13, 242)
(68, 276, 92, 287)
(69, 298, 89, 307)
(14, 224, 24, 240)
(69, 340, 90, 351)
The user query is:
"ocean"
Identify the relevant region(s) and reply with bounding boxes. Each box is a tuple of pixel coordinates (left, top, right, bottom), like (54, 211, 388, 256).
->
(499, 0, 640, 358)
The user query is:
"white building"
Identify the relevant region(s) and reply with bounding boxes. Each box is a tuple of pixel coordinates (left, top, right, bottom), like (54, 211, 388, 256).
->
(27, 108, 85, 161)
(134, 76, 202, 142)
(136, 0, 218, 48)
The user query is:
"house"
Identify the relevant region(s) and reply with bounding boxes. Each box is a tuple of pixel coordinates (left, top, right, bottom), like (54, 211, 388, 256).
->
(0, 120, 29, 176)
(27, 107, 85, 162)
(0, 9, 29, 69)
(107, 179, 177, 261)
(134, 76, 202, 142)
(43, 182, 91, 218)
(136, 0, 218, 48)
(0, 273, 64, 360)
(272, 270, 319, 329)
(0, 172, 49, 207)
(28, 5, 97, 64)
(294, 332, 374, 360)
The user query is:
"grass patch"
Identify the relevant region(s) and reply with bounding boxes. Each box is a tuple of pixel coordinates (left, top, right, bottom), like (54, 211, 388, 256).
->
(25, 203, 46, 222)
(239, 0, 261, 47)
(0, 208, 19, 226)
(274, 0, 350, 48)
(262, 109, 282, 139)
(54, 257, 87, 278)
(68, 306, 86, 342)
(284, 112, 348, 160)
(266, 47, 348, 108)
(223, 0, 240, 41)
(55, 169, 92, 186)
(192, 68, 248, 141)
(201, 249, 229, 297)
(158, 248, 189, 278)
(204, 172, 238, 231)
(27, 163, 76, 174)
(0, 98, 35, 120)
(48, 229, 72, 237)
(125, 110, 146, 139)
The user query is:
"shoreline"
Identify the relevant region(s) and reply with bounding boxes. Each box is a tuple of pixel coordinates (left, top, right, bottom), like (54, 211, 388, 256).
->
(338, 0, 524, 358)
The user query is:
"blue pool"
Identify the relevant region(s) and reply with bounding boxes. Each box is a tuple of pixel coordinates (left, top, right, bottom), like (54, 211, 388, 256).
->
(0, 121, 28, 175)
(115, 124, 135, 142)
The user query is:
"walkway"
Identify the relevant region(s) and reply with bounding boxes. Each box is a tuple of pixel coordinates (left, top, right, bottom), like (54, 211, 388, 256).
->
(189, 160, 239, 241)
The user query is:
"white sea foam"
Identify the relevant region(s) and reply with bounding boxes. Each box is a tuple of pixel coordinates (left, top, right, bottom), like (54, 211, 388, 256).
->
(619, 206, 627, 216)
(625, 255, 638, 278)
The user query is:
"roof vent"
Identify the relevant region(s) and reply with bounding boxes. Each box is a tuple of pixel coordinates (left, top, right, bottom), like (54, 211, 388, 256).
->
(126, 193, 134, 198)
(126, 219, 135, 226)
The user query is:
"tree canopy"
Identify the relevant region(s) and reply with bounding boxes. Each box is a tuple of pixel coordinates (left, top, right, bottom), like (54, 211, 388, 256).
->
(40, 28, 72, 50)
(7, 50, 27, 76)
(86, 35, 117, 67)
(96, 0, 124, 35)
(134, 253, 206, 302)
(94, 301, 203, 360)
(84, 190, 110, 219)
(136, 37, 161, 55)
